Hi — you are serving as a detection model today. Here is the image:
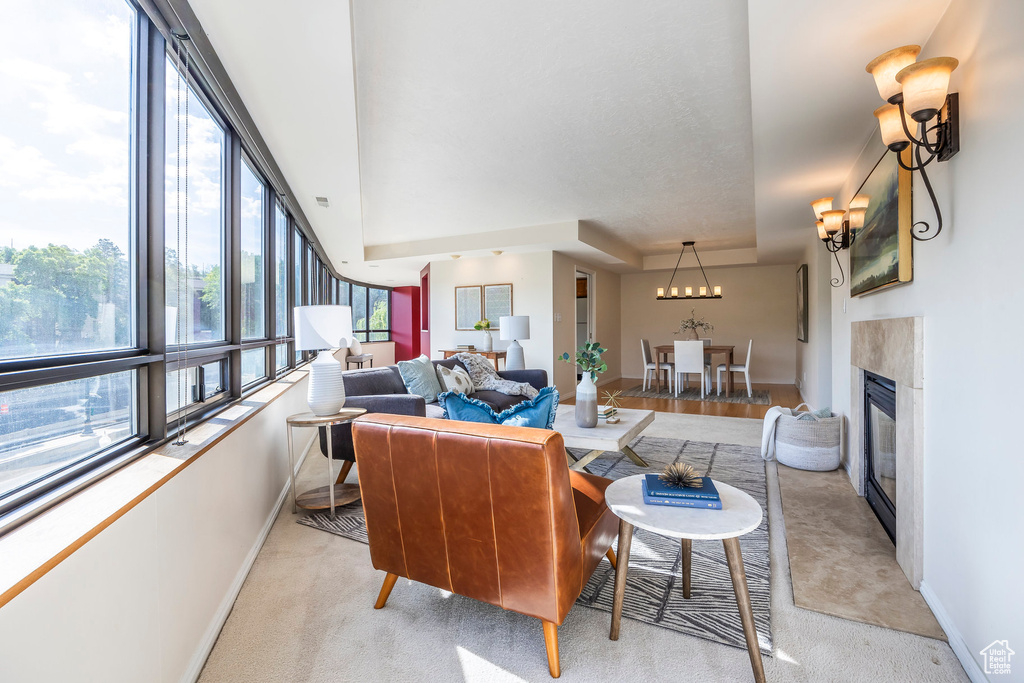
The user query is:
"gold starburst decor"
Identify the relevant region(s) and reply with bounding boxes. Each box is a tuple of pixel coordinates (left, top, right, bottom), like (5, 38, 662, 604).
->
(659, 463, 703, 489)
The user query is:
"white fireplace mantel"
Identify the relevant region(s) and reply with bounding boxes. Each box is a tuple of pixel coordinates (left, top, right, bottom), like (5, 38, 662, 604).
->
(849, 317, 924, 588)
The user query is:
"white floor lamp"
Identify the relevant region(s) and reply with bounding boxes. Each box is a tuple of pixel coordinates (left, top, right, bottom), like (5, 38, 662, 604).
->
(294, 305, 353, 416)
(500, 315, 530, 371)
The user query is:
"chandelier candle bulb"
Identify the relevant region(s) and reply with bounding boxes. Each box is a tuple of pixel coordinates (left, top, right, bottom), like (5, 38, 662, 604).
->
(685, 286, 693, 297)
(896, 57, 959, 121)
(671, 287, 678, 297)
(657, 287, 665, 298)
(714, 285, 722, 296)
(865, 44, 921, 103)
(699, 286, 707, 297)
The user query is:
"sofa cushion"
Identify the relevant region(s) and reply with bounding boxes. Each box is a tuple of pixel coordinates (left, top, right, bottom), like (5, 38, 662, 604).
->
(342, 366, 407, 397)
(439, 387, 559, 429)
(424, 403, 446, 419)
(436, 364, 474, 395)
(397, 354, 443, 403)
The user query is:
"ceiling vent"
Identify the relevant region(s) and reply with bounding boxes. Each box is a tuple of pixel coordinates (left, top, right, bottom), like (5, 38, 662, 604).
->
(315, 196, 330, 208)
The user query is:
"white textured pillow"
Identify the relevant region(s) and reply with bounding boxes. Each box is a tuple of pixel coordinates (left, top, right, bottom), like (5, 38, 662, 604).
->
(348, 337, 363, 355)
(436, 364, 474, 395)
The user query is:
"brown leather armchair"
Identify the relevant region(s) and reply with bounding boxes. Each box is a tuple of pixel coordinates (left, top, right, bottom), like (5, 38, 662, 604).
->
(352, 413, 619, 678)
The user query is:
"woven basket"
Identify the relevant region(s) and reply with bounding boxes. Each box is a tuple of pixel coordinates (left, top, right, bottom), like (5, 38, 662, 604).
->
(775, 403, 842, 471)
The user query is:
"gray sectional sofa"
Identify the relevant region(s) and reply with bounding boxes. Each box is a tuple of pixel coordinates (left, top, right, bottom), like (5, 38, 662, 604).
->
(318, 357, 548, 463)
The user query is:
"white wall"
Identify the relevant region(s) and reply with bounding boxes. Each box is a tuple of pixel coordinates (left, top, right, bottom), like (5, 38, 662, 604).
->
(428, 252, 555, 384)
(0, 377, 310, 682)
(829, 0, 1024, 674)
(620, 265, 797, 384)
(795, 238, 833, 408)
(552, 252, 622, 396)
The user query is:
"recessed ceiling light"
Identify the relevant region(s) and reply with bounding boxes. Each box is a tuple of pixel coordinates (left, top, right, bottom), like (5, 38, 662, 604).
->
(315, 196, 330, 208)
(341, 260, 348, 264)
(451, 254, 461, 259)
(369, 265, 379, 267)
(492, 250, 503, 256)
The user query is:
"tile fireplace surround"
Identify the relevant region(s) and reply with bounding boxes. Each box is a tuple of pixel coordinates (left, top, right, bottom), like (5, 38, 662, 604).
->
(849, 317, 924, 588)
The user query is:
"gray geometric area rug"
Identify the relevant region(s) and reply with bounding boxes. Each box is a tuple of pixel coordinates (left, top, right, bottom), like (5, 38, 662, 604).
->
(620, 384, 771, 405)
(297, 436, 771, 655)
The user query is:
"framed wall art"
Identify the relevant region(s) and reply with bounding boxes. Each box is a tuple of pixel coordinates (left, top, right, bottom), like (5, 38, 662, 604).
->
(797, 264, 808, 343)
(455, 286, 482, 330)
(849, 149, 913, 297)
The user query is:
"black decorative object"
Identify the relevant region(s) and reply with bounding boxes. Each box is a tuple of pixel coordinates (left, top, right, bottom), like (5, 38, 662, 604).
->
(659, 462, 703, 489)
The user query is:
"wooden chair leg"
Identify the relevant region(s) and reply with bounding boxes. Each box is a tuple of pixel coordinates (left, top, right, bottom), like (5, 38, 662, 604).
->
(605, 547, 617, 570)
(374, 572, 399, 609)
(335, 460, 354, 485)
(542, 620, 561, 678)
(681, 538, 692, 599)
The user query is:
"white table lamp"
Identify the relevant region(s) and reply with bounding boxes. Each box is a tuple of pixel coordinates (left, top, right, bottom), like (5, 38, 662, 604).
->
(294, 305, 353, 415)
(499, 315, 530, 371)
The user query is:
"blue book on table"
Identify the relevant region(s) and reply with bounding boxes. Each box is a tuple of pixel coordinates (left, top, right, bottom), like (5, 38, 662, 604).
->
(643, 474, 720, 501)
(642, 480, 722, 509)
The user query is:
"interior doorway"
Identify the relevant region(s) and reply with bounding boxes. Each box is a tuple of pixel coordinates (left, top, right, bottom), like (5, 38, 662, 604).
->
(576, 270, 593, 379)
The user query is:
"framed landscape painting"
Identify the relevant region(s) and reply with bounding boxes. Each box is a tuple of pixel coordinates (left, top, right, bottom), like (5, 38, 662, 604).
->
(849, 149, 913, 297)
(796, 264, 808, 343)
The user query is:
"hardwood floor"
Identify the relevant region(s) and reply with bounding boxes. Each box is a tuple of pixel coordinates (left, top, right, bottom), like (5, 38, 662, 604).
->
(562, 378, 804, 420)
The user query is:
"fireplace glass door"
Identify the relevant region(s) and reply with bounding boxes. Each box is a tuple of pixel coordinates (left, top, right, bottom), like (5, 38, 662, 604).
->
(864, 372, 897, 543)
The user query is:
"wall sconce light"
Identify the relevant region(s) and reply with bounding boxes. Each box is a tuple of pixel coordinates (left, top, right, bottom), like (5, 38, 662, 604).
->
(866, 45, 960, 240)
(810, 198, 858, 287)
(656, 241, 723, 301)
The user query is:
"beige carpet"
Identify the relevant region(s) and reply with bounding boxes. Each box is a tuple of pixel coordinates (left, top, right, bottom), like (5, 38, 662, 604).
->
(198, 413, 966, 682)
(777, 465, 945, 640)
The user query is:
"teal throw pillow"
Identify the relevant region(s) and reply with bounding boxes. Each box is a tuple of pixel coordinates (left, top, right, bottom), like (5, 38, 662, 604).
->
(397, 355, 443, 403)
(439, 386, 560, 429)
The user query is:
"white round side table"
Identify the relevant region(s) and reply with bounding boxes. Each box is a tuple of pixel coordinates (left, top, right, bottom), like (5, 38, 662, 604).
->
(605, 474, 766, 683)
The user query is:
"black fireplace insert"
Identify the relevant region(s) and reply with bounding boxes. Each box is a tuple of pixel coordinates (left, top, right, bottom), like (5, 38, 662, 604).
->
(864, 371, 897, 543)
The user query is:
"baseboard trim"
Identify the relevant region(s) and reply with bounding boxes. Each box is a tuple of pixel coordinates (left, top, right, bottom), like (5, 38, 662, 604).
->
(180, 436, 315, 683)
(919, 580, 987, 683)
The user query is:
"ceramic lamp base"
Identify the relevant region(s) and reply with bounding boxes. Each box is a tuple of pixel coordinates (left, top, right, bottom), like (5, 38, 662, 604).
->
(307, 350, 346, 416)
(506, 339, 525, 371)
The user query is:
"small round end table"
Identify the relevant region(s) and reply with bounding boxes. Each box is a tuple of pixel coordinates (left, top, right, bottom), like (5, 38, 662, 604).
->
(605, 474, 766, 683)
(286, 408, 367, 519)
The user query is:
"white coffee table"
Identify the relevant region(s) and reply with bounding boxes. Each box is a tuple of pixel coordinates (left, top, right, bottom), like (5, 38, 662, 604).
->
(551, 405, 655, 471)
(605, 474, 766, 683)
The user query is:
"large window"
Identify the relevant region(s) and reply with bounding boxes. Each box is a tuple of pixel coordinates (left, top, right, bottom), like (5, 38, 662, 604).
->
(0, 0, 393, 530)
(240, 160, 265, 340)
(0, 0, 136, 361)
(165, 56, 225, 346)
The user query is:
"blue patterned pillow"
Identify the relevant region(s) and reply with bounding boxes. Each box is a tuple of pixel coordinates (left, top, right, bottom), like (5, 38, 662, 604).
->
(439, 386, 560, 429)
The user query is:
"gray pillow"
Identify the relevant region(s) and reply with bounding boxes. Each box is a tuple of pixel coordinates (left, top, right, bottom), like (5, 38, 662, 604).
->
(397, 355, 443, 403)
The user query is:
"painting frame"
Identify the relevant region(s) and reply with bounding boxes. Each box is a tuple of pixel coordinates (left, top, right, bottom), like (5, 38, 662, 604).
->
(796, 264, 808, 343)
(848, 149, 913, 297)
(454, 286, 482, 330)
(483, 283, 513, 328)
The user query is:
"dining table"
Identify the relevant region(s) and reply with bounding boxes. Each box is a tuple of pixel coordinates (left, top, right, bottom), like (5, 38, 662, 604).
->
(653, 344, 735, 397)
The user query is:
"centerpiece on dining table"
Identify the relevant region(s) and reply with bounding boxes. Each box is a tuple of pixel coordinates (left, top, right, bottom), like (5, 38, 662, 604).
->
(674, 309, 714, 340)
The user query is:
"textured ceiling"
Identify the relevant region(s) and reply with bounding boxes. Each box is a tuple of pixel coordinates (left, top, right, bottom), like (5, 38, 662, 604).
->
(352, 0, 756, 256)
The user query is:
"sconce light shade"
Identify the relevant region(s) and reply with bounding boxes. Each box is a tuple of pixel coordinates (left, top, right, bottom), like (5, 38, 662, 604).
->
(848, 207, 867, 230)
(821, 209, 846, 236)
(810, 197, 834, 220)
(850, 194, 870, 209)
(816, 220, 828, 240)
(874, 103, 913, 151)
(896, 57, 959, 121)
(865, 45, 921, 103)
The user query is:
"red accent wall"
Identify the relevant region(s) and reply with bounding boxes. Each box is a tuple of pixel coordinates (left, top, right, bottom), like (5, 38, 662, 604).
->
(392, 286, 421, 362)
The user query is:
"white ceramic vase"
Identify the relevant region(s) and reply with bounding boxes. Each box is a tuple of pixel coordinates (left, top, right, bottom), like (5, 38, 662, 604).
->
(575, 373, 598, 428)
(480, 329, 493, 352)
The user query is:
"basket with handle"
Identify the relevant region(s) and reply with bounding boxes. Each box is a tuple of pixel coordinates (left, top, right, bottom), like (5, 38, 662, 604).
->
(775, 403, 842, 471)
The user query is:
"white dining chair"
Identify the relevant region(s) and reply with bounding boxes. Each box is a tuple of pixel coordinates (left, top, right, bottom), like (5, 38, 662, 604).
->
(673, 340, 710, 399)
(641, 339, 672, 393)
(717, 339, 753, 398)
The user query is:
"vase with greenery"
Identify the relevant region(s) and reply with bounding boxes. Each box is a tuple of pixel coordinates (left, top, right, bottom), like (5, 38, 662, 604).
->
(675, 309, 714, 341)
(474, 318, 493, 351)
(559, 342, 607, 428)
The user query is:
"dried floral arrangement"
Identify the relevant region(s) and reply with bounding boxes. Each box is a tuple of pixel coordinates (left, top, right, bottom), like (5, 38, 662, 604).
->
(674, 309, 714, 335)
